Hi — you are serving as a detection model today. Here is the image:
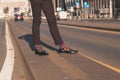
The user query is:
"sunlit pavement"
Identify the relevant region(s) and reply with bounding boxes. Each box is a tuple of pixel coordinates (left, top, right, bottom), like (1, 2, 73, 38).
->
(0, 19, 120, 80)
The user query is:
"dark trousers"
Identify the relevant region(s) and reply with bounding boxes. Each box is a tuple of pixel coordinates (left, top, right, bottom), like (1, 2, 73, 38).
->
(30, 0, 63, 45)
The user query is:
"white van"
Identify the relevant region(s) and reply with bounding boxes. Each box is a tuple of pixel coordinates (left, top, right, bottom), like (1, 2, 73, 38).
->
(58, 11, 68, 20)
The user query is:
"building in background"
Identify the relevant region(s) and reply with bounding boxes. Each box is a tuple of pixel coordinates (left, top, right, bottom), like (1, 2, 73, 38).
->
(1, 0, 119, 19)
(0, 0, 29, 17)
(55, 0, 120, 19)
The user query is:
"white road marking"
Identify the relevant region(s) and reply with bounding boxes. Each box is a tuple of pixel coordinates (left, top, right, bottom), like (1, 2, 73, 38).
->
(0, 22, 15, 80)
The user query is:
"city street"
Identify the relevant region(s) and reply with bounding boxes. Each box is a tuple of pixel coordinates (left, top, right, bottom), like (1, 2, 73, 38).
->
(0, 19, 120, 80)
(0, 0, 120, 80)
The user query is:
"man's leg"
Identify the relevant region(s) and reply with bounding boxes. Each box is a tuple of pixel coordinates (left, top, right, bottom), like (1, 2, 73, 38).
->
(42, 0, 63, 45)
(42, 0, 78, 54)
(30, 1, 42, 45)
(30, 1, 48, 55)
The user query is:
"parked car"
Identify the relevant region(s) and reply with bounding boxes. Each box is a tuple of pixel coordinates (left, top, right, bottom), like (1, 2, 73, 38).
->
(14, 13, 24, 21)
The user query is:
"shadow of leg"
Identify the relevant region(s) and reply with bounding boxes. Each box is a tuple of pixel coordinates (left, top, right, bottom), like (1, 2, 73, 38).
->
(18, 34, 59, 53)
(18, 34, 35, 51)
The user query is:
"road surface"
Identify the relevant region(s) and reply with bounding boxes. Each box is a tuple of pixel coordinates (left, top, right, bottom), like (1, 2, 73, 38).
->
(0, 19, 120, 80)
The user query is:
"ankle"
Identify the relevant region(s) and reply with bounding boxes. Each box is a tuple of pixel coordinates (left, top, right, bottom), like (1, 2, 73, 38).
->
(58, 42, 64, 48)
(35, 45, 43, 52)
(35, 45, 41, 49)
(58, 43, 70, 50)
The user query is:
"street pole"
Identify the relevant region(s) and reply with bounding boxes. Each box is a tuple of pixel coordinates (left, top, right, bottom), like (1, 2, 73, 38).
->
(81, 0, 84, 19)
(109, 0, 113, 18)
(57, 0, 60, 7)
(53, 0, 56, 11)
(81, 0, 84, 8)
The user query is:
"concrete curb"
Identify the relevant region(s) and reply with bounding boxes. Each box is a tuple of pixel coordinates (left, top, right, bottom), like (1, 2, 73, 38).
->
(7, 21, 36, 80)
(57, 22, 120, 32)
(42, 20, 120, 32)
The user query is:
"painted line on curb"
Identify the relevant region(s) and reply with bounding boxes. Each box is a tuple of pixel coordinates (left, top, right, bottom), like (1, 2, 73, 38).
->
(0, 22, 15, 80)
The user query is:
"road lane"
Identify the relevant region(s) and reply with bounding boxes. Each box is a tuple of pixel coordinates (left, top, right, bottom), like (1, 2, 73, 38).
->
(0, 20, 27, 80)
(0, 22, 15, 80)
(9, 20, 120, 80)
(0, 21, 6, 72)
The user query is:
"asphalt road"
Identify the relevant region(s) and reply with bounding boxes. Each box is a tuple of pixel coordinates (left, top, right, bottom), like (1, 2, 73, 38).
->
(10, 20, 120, 80)
(0, 20, 26, 80)
(1, 20, 120, 80)
(0, 20, 6, 71)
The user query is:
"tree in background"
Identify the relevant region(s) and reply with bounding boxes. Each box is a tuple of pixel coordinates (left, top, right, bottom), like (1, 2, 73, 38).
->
(3, 7, 9, 14)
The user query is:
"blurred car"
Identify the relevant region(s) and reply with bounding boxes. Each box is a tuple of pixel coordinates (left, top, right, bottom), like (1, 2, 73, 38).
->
(14, 13, 24, 21)
(56, 11, 69, 20)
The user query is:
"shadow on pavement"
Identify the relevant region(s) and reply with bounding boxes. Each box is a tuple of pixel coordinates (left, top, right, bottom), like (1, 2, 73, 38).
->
(18, 34, 58, 52)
